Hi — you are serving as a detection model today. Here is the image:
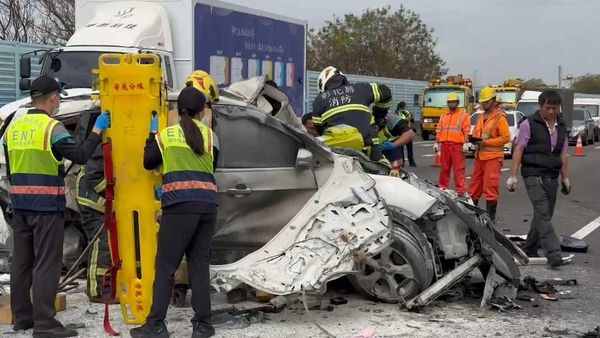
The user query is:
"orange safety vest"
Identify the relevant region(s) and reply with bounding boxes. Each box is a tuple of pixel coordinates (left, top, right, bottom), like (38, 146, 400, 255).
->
(473, 108, 509, 160)
(436, 108, 470, 143)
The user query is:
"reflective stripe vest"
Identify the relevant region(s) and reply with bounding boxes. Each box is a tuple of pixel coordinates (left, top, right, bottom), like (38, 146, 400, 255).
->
(156, 120, 217, 208)
(6, 113, 66, 212)
(436, 109, 470, 143)
(473, 108, 510, 160)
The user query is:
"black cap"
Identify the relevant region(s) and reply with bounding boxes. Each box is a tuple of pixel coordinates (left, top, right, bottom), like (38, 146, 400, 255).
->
(30, 75, 61, 98)
(177, 84, 206, 112)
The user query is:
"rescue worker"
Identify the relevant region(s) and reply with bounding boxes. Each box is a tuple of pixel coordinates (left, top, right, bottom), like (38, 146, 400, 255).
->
(312, 66, 392, 161)
(506, 90, 570, 268)
(169, 70, 221, 306)
(468, 87, 510, 221)
(434, 93, 471, 196)
(396, 101, 417, 167)
(131, 84, 218, 338)
(75, 129, 114, 304)
(375, 111, 416, 176)
(3, 75, 110, 337)
(302, 113, 318, 136)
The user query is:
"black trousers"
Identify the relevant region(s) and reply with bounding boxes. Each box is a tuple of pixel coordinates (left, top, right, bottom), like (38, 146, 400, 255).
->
(79, 206, 112, 300)
(523, 176, 562, 260)
(403, 140, 415, 163)
(147, 213, 216, 326)
(10, 213, 64, 330)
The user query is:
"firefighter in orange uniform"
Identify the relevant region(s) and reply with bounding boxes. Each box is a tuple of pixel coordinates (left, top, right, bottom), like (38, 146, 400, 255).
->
(434, 92, 471, 195)
(468, 87, 510, 221)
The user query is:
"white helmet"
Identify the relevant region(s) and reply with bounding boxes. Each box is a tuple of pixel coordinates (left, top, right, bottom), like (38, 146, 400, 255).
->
(317, 66, 343, 93)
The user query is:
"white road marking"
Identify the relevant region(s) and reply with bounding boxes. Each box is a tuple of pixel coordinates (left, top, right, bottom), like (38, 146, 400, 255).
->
(571, 216, 600, 240)
(501, 168, 510, 172)
(413, 140, 434, 145)
(595, 146, 600, 149)
(421, 154, 436, 157)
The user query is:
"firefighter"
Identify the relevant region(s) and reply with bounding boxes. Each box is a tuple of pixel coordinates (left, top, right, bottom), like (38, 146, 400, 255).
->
(434, 93, 471, 196)
(131, 84, 218, 338)
(312, 66, 392, 161)
(396, 101, 417, 167)
(375, 111, 416, 176)
(3, 75, 110, 337)
(75, 129, 114, 304)
(468, 87, 510, 221)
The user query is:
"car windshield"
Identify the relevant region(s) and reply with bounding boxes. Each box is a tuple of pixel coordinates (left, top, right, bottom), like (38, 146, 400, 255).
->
(42, 51, 107, 89)
(496, 91, 517, 104)
(424, 89, 466, 108)
(573, 109, 585, 121)
(516, 101, 538, 116)
(575, 104, 599, 118)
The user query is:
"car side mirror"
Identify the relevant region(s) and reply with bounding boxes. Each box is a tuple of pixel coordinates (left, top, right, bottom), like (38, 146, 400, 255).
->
(19, 78, 31, 91)
(20, 57, 31, 79)
(295, 148, 313, 170)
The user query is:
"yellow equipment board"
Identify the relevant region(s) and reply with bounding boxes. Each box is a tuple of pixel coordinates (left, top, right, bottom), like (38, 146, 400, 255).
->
(97, 54, 167, 324)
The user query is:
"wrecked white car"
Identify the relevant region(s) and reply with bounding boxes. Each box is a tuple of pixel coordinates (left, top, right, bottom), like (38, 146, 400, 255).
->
(0, 76, 525, 308)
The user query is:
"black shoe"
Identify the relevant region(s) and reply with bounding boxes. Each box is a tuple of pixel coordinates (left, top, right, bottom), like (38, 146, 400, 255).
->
(192, 322, 215, 338)
(409, 162, 417, 167)
(32, 326, 78, 338)
(548, 254, 567, 269)
(13, 320, 34, 331)
(130, 322, 169, 338)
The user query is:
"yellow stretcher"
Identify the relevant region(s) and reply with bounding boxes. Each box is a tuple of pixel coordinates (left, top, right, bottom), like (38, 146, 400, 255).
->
(97, 53, 167, 324)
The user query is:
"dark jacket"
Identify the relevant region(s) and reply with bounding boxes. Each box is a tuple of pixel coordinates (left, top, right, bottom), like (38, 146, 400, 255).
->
(521, 111, 567, 178)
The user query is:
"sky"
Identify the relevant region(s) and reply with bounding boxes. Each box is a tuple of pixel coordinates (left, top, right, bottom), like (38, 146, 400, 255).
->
(226, 0, 599, 87)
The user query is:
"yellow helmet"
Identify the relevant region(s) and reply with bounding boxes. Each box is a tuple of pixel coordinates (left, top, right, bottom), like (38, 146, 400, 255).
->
(447, 92, 460, 102)
(479, 87, 497, 103)
(185, 70, 219, 103)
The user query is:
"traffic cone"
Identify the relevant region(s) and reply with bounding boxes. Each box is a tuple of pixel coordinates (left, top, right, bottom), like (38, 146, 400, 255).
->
(432, 150, 442, 167)
(574, 135, 585, 157)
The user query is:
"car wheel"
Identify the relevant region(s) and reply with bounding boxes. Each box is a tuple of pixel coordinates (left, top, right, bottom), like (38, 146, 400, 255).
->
(583, 133, 588, 146)
(422, 131, 430, 141)
(590, 132, 595, 145)
(348, 225, 433, 303)
(595, 129, 599, 142)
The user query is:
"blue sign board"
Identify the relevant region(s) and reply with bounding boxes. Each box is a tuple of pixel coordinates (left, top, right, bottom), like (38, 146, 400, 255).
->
(194, 3, 306, 115)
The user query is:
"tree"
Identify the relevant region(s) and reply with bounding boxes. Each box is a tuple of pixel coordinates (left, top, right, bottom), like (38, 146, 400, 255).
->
(522, 78, 547, 89)
(308, 6, 447, 80)
(0, 0, 74, 45)
(570, 74, 600, 94)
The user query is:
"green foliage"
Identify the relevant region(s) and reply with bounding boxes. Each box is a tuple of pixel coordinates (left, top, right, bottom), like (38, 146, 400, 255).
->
(308, 6, 447, 80)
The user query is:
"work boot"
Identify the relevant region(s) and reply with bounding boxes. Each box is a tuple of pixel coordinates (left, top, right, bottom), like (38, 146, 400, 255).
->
(13, 320, 34, 331)
(547, 252, 566, 270)
(486, 200, 498, 222)
(130, 321, 169, 338)
(409, 161, 417, 167)
(32, 325, 78, 338)
(192, 322, 215, 338)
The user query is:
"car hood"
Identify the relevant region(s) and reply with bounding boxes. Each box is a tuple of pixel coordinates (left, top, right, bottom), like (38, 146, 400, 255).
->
(0, 88, 96, 121)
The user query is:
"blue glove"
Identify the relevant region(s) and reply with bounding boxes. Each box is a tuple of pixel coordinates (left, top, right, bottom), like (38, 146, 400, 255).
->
(380, 141, 396, 152)
(150, 114, 159, 133)
(155, 186, 163, 200)
(94, 111, 111, 131)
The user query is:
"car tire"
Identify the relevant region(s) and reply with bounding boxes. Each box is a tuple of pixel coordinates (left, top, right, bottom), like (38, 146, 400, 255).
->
(595, 129, 599, 142)
(422, 131, 430, 141)
(583, 133, 588, 146)
(348, 222, 433, 303)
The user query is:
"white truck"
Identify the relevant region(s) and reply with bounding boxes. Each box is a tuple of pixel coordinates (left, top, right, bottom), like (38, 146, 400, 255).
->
(0, 0, 307, 122)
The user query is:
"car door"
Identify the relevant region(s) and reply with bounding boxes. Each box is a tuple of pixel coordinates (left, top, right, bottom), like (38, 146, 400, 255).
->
(211, 104, 318, 263)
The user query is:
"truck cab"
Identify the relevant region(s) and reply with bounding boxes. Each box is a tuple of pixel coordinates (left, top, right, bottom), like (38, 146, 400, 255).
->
(420, 75, 474, 140)
(493, 79, 524, 110)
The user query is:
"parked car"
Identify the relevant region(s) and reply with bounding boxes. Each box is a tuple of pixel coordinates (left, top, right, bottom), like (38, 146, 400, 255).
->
(574, 98, 600, 142)
(0, 76, 523, 307)
(569, 108, 595, 146)
(466, 110, 525, 158)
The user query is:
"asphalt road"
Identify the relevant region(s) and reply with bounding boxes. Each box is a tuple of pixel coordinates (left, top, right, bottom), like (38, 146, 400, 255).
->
(404, 139, 600, 270)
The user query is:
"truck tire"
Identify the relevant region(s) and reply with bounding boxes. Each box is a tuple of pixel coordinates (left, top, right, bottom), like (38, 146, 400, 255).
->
(349, 224, 433, 303)
(422, 131, 430, 141)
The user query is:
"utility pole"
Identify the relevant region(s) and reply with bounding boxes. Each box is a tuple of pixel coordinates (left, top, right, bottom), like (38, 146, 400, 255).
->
(558, 65, 562, 88)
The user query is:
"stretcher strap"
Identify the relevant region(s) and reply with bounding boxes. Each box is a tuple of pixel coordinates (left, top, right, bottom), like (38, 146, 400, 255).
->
(102, 141, 121, 336)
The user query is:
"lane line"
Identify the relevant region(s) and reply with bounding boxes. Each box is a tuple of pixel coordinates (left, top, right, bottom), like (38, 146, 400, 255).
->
(421, 154, 436, 158)
(413, 140, 434, 145)
(501, 168, 510, 172)
(571, 216, 600, 240)
(595, 146, 600, 149)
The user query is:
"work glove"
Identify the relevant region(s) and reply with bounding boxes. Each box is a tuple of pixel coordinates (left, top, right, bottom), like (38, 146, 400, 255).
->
(150, 113, 159, 133)
(506, 176, 518, 192)
(462, 143, 471, 153)
(94, 111, 111, 131)
(561, 178, 571, 195)
(433, 143, 439, 153)
(155, 186, 163, 200)
(380, 141, 396, 152)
